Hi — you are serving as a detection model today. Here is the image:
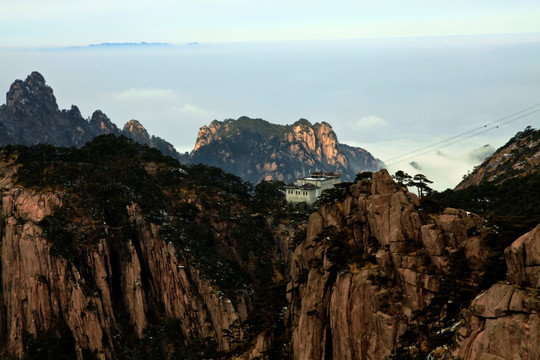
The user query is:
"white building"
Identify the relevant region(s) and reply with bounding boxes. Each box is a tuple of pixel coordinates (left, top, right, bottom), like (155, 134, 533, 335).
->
(284, 171, 342, 204)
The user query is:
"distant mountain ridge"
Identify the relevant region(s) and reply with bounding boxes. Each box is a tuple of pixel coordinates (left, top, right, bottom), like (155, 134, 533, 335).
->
(191, 117, 383, 183)
(0, 72, 185, 161)
(89, 42, 171, 47)
(455, 126, 540, 190)
(0, 72, 382, 184)
(87, 42, 172, 49)
(0, 73, 538, 360)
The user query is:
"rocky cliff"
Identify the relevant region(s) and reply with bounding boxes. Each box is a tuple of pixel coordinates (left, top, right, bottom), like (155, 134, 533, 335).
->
(0, 136, 538, 359)
(0, 136, 293, 359)
(456, 126, 540, 190)
(0, 72, 106, 147)
(454, 223, 540, 359)
(1, 73, 380, 184)
(0, 186, 249, 359)
(285, 169, 539, 359)
(1, 73, 538, 359)
(190, 117, 383, 184)
(122, 119, 185, 161)
(0, 72, 184, 162)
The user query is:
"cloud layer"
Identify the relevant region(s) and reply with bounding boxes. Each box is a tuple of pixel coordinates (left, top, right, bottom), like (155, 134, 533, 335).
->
(107, 87, 222, 153)
(356, 115, 388, 129)
(1, 34, 538, 188)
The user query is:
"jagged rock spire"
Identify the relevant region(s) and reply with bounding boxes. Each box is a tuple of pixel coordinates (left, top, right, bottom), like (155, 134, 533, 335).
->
(6, 71, 59, 117)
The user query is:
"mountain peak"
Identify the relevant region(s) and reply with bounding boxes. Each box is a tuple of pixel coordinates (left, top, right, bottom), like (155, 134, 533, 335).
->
(293, 118, 312, 127)
(123, 119, 148, 135)
(123, 119, 151, 144)
(90, 110, 120, 135)
(6, 71, 59, 117)
(455, 126, 540, 190)
(119, 119, 184, 160)
(0, 72, 181, 155)
(26, 71, 47, 85)
(191, 116, 382, 183)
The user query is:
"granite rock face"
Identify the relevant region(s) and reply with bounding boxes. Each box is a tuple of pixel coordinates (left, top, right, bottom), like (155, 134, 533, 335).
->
(286, 169, 494, 359)
(122, 119, 183, 160)
(455, 224, 540, 360)
(191, 117, 383, 183)
(456, 126, 540, 190)
(286, 169, 540, 359)
(506, 225, 540, 289)
(0, 72, 97, 147)
(1, 73, 378, 181)
(0, 160, 250, 359)
(0, 72, 185, 162)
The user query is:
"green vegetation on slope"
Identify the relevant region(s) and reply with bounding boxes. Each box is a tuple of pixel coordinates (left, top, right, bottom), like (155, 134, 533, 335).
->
(1, 135, 296, 359)
(386, 170, 540, 358)
(431, 171, 540, 230)
(428, 171, 540, 289)
(214, 117, 291, 138)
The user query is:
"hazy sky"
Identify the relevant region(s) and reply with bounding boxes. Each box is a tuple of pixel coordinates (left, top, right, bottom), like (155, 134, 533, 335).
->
(2, 1, 540, 46)
(1, 2, 540, 190)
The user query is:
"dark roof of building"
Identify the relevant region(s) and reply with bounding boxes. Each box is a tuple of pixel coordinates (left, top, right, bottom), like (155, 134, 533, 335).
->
(284, 183, 319, 190)
(310, 171, 341, 177)
(296, 171, 342, 181)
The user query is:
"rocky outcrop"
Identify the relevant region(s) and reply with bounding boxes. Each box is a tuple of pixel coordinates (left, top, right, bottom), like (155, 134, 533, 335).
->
(0, 71, 96, 147)
(340, 143, 385, 175)
(5, 71, 59, 118)
(122, 120, 185, 161)
(287, 169, 493, 359)
(89, 110, 120, 135)
(0, 161, 249, 358)
(126, 204, 248, 350)
(456, 126, 540, 190)
(0, 73, 378, 184)
(454, 224, 540, 359)
(0, 72, 186, 163)
(284, 168, 540, 359)
(0, 175, 116, 359)
(191, 117, 382, 183)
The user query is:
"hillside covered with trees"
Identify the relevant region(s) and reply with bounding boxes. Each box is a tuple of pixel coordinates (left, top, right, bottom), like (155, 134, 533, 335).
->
(0, 134, 537, 359)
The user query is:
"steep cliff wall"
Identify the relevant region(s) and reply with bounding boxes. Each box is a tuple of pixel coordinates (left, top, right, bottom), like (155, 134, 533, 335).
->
(456, 126, 540, 190)
(0, 73, 379, 185)
(455, 224, 540, 359)
(190, 117, 382, 183)
(0, 72, 185, 163)
(125, 203, 249, 349)
(0, 142, 260, 359)
(0, 95, 538, 359)
(286, 169, 495, 359)
(0, 170, 117, 359)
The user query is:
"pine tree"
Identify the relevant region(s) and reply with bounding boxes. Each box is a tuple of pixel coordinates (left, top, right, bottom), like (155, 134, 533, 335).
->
(412, 174, 434, 198)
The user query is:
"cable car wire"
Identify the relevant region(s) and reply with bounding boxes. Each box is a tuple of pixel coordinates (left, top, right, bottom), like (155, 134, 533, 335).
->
(383, 105, 540, 167)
